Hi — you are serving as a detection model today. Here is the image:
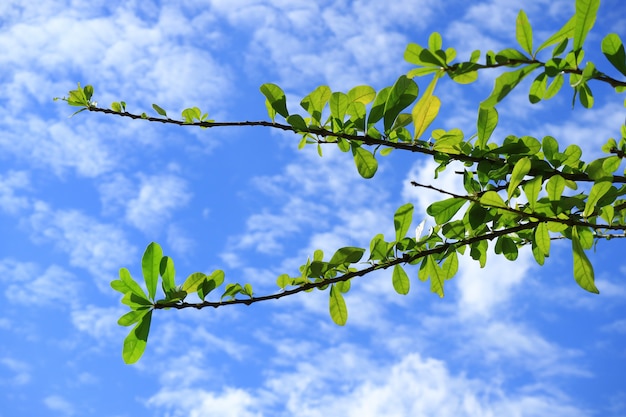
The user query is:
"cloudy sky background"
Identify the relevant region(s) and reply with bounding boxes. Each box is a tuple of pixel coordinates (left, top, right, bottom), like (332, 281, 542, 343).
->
(1, 0, 625, 416)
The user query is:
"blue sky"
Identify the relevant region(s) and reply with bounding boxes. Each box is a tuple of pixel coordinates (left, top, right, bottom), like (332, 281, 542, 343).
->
(1, 0, 625, 416)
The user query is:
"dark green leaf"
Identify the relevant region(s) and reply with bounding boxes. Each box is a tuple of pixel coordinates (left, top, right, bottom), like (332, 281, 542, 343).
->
(427, 198, 467, 224)
(329, 247, 365, 266)
(260, 83, 289, 119)
(601, 33, 626, 76)
(152, 104, 167, 117)
(480, 64, 541, 108)
(383, 75, 419, 132)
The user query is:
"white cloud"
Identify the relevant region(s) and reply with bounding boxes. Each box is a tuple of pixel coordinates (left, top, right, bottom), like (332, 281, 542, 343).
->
(71, 305, 125, 340)
(4, 263, 79, 308)
(148, 386, 261, 417)
(0, 170, 30, 214)
(27, 201, 137, 287)
(43, 395, 75, 417)
(0, 357, 31, 386)
(126, 173, 191, 233)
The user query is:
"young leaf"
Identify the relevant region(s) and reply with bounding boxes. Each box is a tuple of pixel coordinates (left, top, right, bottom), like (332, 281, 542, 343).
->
(367, 87, 391, 126)
(601, 33, 626, 77)
(329, 92, 349, 125)
(516, 10, 533, 56)
(477, 107, 498, 149)
(412, 94, 441, 140)
(301, 85, 331, 126)
(392, 264, 410, 295)
(394, 203, 414, 242)
(574, 0, 600, 51)
(571, 228, 599, 294)
(352, 146, 378, 179)
(152, 104, 167, 117)
(523, 176, 543, 211)
(122, 310, 153, 364)
(329, 285, 348, 325)
(142, 242, 162, 301)
(480, 64, 541, 108)
(507, 157, 531, 200)
(260, 83, 289, 119)
(347, 85, 376, 105)
(441, 252, 459, 280)
(427, 256, 446, 297)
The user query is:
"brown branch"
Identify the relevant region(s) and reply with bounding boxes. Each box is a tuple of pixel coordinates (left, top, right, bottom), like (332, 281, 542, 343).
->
(410, 181, 626, 231)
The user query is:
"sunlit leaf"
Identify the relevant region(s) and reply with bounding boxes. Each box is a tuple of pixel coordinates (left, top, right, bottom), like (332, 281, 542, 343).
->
(182, 272, 207, 293)
(392, 264, 410, 295)
(572, 228, 599, 293)
(480, 191, 507, 208)
(260, 83, 289, 119)
(383, 75, 419, 132)
(508, 157, 531, 200)
(329, 247, 365, 266)
(122, 310, 152, 364)
(536, 15, 575, 53)
(584, 181, 611, 217)
(142, 242, 162, 301)
(427, 198, 467, 224)
(477, 107, 498, 149)
(480, 64, 541, 108)
(352, 146, 378, 179)
(160, 256, 175, 294)
(601, 33, 626, 76)
(394, 203, 414, 242)
(329, 285, 348, 325)
(574, 0, 600, 51)
(152, 103, 167, 117)
(516, 10, 533, 55)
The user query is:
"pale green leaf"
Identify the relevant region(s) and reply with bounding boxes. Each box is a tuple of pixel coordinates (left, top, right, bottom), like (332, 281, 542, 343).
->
(480, 191, 507, 208)
(182, 272, 207, 293)
(427, 198, 467, 224)
(535, 222, 550, 256)
(507, 157, 531, 200)
(329, 285, 348, 325)
(160, 256, 175, 293)
(352, 146, 378, 179)
(477, 107, 498, 149)
(584, 181, 611, 217)
(601, 33, 626, 77)
(536, 15, 575, 53)
(259, 83, 289, 119)
(392, 264, 410, 295)
(516, 10, 533, 55)
(523, 176, 543, 211)
(574, 0, 600, 51)
(480, 64, 541, 108)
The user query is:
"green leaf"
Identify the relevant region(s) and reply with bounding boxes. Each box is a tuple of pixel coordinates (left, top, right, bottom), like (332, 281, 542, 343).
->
(516, 10, 533, 56)
(329, 247, 365, 266)
(495, 236, 518, 261)
(142, 242, 162, 301)
(286, 114, 308, 131)
(441, 252, 459, 280)
(574, 0, 600, 52)
(367, 87, 391, 126)
(369, 234, 389, 261)
(111, 102, 122, 112)
(352, 146, 378, 179)
(412, 94, 440, 140)
(182, 272, 207, 293)
(477, 107, 498, 149)
(547, 175, 565, 201)
(392, 264, 410, 295)
(480, 191, 507, 208)
(601, 33, 626, 77)
(507, 157, 531, 200)
(584, 181, 611, 217)
(117, 308, 151, 327)
(276, 274, 291, 289)
(330, 92, 348, 125)
(329, 285, 348, 325)
(545, 73, 565, 100)
(121, 292, 153, 309)
(301, 85, 331, 126)
(394, 203, 414, 242)
(427, 256, 446, 297)
(536, 15, 575, 53)
(480, 64, 541, 108)
(260, 83, 289, 119)
(160, 256, 176, 293)
(427, 198, 467, 224)
(347, 85, 376, 105)
(428, 32, 443, 51)
(152, 104, 167, 117)
(571, 228, 599, 293)
(523, 176, 543, 211)
(529, 73, 547, 103)
(383, 75, 419, 132)
(122, 310, 152, 364)
(118, 267, 148, 299)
